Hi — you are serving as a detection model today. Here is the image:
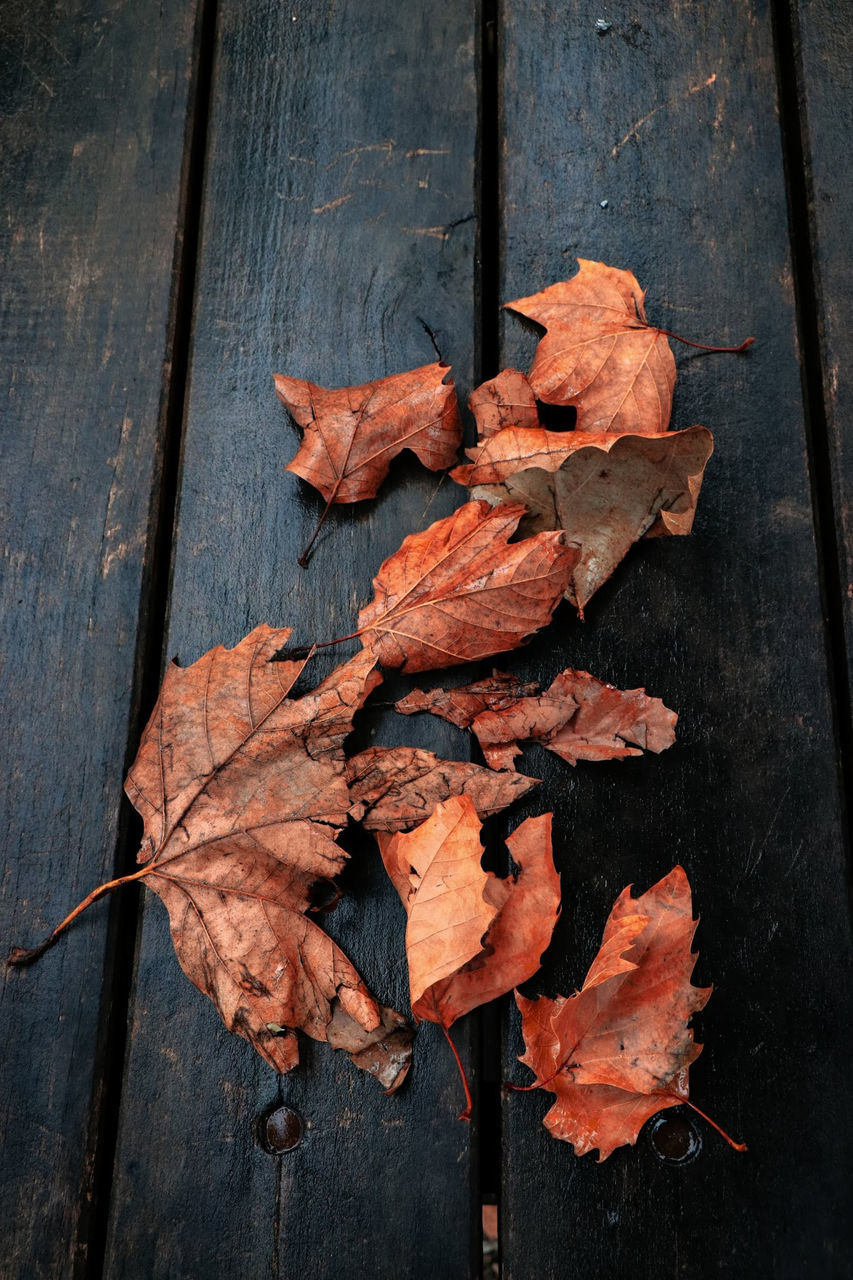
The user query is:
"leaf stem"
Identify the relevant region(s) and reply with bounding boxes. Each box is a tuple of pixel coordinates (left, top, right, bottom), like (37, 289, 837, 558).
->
(7, 865, 153, 967)
(630, 322, 754, 353)
(662, 1091, 748, 1152)
(439, 1019, 473, 1122)
(297, 491, 337, 568)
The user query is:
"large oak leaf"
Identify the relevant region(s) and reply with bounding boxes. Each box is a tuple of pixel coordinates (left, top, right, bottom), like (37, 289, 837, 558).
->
(514, 866, 720, 1160)
(378, 795, 560, 1117)
(396, 667, 676, 771)
(346, 746, 538, 831)
(454, 426, 713, 612)
(505, 259, 676, 433)
(122, 626, 412, 1087)
(356, 499, 576, 671)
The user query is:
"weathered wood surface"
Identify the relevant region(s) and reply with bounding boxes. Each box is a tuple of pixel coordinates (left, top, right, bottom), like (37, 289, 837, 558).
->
(3, 1, 852, 1276)
(0, 1, 201, 1276)
(103, 2, 481, 1277)
(497, 3, 851, 1278)
(792, 0, 853, 693)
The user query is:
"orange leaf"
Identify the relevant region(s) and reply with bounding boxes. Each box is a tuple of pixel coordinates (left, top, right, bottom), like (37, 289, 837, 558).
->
(454, 425, 713, 612)
(515, 866, 731, 1161)
(396, 667, 677, 771)
(346, 745, 538, 831)
(505, 259, 676, 433)
(469, 368, 539, 440)
(13, 627, 413, 1091)
(277, 361, 462, 504)
(356, 499, 576, 671)
(379, 795, 560, 1117)
(275, 361, 462, 565)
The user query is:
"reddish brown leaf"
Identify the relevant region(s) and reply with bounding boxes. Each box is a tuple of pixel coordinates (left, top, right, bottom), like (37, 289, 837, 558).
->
(505, 260, 677, 433)
(378, 795, 560, 1117)
(275, 361, 463, 565)
(355, 499, 576, 672)
(276, 361, 462, 504)
(394, 671, 538, 729)
(396, 667, 677, 771)
(469, 369, 539, 439)
(454, 425, 713, 612)
(346, 745, 538, 832)
(13, 627, 413, 1090)
(514, 866, 744, 1160)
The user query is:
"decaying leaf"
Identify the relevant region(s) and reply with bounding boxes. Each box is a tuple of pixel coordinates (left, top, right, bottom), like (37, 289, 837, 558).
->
(356, 499, 576, 671)
(378, 795, 560, 1117)
(12, 627, 413, 1090)
(396, 667, 677, 771)
(469, 369, 540, 439)
(275, 361, 462, 565)
(513, 866, 745, 1159)
(454, 425, 713, 612)
(346, 745, 538, 831)
(505, 260, 677, 433)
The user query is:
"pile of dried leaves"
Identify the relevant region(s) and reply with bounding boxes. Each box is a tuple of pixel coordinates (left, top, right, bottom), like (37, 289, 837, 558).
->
(11, 260, 748, 1160)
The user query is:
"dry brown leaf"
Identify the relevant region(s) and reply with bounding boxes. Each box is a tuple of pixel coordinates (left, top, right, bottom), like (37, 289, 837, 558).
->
(275, 361, 462, 565)
(396, 667, 677, 771)
(469, 369, 540, 439)
(394, 671, 538, 729)
(505, 260, 677, 433)
(454, 426, 713, 612)
(378, 795, 560, 1117)
(12, 627, 412, 1090)
(355, 499, 576, 671)
(513, 866, 745, 1160)
(346, 745, 538, 832)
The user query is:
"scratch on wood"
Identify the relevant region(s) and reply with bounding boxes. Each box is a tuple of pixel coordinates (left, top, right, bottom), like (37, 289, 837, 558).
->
(312, 194, 353, 215)
(405, 148, 450, 157)
(402, 226, 449, 240)
(611, 73, 717, 158)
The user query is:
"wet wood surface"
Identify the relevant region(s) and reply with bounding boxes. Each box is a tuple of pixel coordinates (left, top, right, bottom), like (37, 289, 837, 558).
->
(1, 1, 850, 1277)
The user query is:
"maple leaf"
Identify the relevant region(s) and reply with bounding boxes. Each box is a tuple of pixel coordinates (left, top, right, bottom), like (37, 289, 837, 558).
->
(346, 746, 538, 831)
(396, 667, 677, 771)
(453, 425, 713, 613)
(377, 795, 560, 1118)
(275, 361, 463, 565)
(505, 259, 751, 434)
(513, 866, 746, 1160)
(355, 499, 576, 671)
(10, 627, 413, 1091)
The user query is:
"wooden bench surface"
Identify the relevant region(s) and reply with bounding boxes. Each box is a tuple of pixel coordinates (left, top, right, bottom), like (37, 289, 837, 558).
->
(1, 2, 850, 1276)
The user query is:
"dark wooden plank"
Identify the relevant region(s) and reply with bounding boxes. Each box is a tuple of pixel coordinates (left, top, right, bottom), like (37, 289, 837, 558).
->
(496, 4, 851, 1277)
(0, 1, 201, 1275)
(791, 0, 853, 692)
(104, 3, 480, 1277)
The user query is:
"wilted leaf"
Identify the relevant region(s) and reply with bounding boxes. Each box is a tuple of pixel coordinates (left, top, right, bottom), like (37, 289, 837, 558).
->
(13, 627, 413, 1090)
(469, 369, 540, 439)
(454, 426, 713, 612)
(356, 499, 576, 671)
(346, 745, 538, 832)
(514, 866, 745, 1159)
(378, 795, 560, 1117)
(397, 666, 676, 771)
(275, 361, 462, 565)
(505, 259, 677, 433)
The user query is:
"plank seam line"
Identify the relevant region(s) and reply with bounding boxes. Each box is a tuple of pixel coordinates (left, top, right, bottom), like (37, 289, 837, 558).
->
(73, 2, 221, 1276)
(770, 0, 853, 897)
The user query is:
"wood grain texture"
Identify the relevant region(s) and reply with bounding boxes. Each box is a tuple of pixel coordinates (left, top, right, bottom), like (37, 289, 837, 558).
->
(792, 0, 853, 688)
(0, 1, 201, 1275)
(104, 2, 480, 1277)
(496, 3, 851, 1277)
